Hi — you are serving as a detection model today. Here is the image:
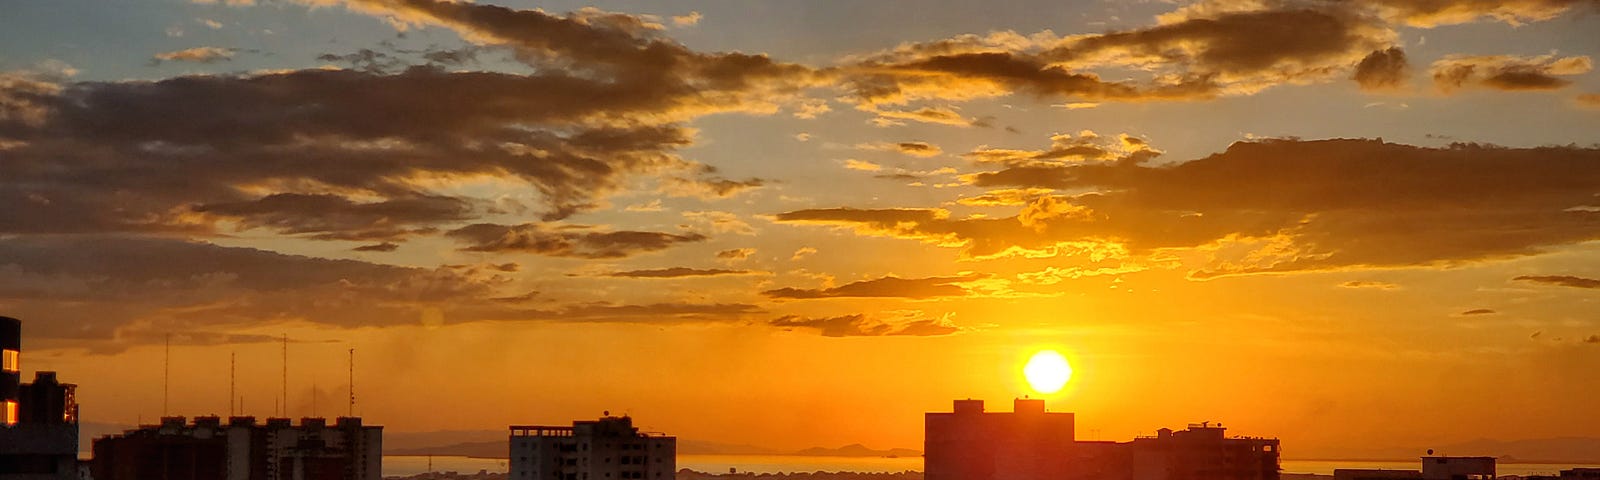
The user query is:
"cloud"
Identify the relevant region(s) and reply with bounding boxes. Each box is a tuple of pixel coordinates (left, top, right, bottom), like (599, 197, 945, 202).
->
(0, 235, 505, 344)
(445, 223, 707, 258)
(607, 267, 754, 278)
(844, 159, 884, 172)
(857, 141, 944, 157)
(1339, 280, 1401, 290)
(671, 11, 702, 27)
(1578, 93, 1600, 108)
(763, 273, 985, 299)
(353, 242, 400, 252)
(0, 0, 812, 242)
(152, 46, 237, 64)
(1514, 275, 1600, 289)
(1431, 54, 1592, 92)
(681, 210, 756, 235)
(716, 248, 755, 261)
(1357, 0, 1596, 27)
(779, 138, 1600, 275)
(1353, 47, 1411, 91)
(791, 247, 818, 261)
(1460, 308, 1498, 315)
(769, 312, 961, 337)
(193, 193, 469, 240)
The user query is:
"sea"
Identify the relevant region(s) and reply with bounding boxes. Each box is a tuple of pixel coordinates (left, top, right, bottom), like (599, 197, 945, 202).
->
(381, 455, 1600, 477)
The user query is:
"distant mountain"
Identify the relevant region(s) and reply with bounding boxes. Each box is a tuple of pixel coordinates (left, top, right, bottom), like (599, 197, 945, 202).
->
(389, 440, 506, 458)
(1433, 437, 1600, 463)
(1293, 437, 1600, 464)
(793, 444, 922, 458)
(677, 439, 780, 455)
(385, 430, 505, 452)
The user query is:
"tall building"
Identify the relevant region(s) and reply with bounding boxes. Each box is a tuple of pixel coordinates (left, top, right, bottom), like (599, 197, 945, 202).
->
(91, 416, 383, 480)
(925, 398, 1076, 480)
(925, 398, 1280, 480)
(509, 415, 675, 480)
(0, 316, 81, 480)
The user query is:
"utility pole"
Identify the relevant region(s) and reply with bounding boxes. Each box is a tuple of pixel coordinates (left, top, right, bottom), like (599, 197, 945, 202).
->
(281, 334, 288, 418)
(229, 351, 236, 417)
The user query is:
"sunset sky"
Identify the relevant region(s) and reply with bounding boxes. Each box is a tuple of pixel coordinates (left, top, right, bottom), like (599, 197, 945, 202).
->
(2, 0, 1599, 457)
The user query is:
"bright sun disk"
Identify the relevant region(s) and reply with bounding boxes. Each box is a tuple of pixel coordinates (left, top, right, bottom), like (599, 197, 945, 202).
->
(1023, 350, 1072, 394)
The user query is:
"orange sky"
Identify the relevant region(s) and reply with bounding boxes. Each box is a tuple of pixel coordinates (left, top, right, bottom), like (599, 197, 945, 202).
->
(3, 0, 1599, 457)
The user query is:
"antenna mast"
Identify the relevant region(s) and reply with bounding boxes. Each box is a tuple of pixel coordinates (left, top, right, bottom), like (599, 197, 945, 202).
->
(281, 333, 288, 418)
(163, 333, 170, 417)
(347, 348, 355, 418)
(229, 351, 236, 417)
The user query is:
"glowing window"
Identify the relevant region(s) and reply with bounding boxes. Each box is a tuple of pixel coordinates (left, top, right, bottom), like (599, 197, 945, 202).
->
(1, 349, 16, 373)
(2, 400, 16, 426)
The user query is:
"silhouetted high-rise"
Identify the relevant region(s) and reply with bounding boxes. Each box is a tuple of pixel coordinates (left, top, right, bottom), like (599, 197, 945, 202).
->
(0, 316, 82, 480)
(509, 415, 675, 480)
(92, 416, 382, 480)
(926, 398, 1279, 480)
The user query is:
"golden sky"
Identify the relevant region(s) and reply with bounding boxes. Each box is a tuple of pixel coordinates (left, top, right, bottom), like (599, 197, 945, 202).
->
(2, 0, 1598, 456)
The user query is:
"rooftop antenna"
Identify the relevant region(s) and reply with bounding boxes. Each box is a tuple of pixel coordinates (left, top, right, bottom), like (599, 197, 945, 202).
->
(163, 333, 171, 417)
(311, 378, 318, 418)
(347, 348, 355, 418)
(281, 333, 288, 418)
(229, 351, 236, 417)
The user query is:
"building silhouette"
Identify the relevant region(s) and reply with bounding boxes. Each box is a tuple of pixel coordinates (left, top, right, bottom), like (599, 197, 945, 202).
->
(1335, 457, 1494, 480)
(925, 398, 1279, 480)
(509, 415, 675, 480)
(91, 416, 382, 480)
(0, 316, 81, 480)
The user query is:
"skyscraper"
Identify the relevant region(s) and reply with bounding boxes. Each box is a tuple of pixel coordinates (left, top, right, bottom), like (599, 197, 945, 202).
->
(0, 316, 81, 480)
(509, 415, 675, 480)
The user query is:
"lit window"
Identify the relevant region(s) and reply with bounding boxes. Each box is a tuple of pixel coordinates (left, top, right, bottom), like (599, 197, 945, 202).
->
(2, 349, 17, 373)
(2, 400, 16, 426)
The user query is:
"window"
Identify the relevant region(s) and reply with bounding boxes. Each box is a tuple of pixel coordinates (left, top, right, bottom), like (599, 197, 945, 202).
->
(2, 349, 17, 373)
(2, 400, 15, 426)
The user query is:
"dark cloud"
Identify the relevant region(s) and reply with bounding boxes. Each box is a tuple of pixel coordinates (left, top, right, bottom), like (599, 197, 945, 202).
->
(1460, 308, 1497, 315)
(0, 0, 812, 242)
(1353, 47, 1411, 91)
(763, 274, 984, 299)
(858, 141, 944, 157)
(471, 302, 763, 324)
(607, 267, 754, 278)
(1431, 54, 1592, 92)
(780, 139, 1600, 276)
(0, 235, 505, 343)
(353, 242, 400, 252)
(1587, 335, 1600, 344)
(446, 223, 707, 258)
(193, 193, 468, 241)
(1514, 275, 1600, 289)
(769, 313, 961, 337)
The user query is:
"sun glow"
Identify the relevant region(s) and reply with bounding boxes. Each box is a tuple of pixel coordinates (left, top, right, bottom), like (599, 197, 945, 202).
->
(1023, 350, 1072, 394)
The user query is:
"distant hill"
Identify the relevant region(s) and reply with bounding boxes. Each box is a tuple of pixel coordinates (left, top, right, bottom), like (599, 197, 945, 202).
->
(1293, 437, 1600, 464)
(793, 444, 922, 458)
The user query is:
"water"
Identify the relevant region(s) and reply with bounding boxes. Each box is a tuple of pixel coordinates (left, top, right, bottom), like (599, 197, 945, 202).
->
(381, 455, 1600, 478)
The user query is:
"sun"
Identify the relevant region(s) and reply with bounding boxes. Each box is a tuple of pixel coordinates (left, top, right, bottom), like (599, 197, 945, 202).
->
(1023, 350, 1073, 394)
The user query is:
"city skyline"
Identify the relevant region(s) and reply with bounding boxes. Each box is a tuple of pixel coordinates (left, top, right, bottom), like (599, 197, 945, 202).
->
(1, 0, 1598, 458)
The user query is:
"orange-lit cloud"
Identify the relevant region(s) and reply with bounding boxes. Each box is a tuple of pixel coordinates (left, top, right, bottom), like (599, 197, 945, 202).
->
(1514, 275, 1600, 289)
(152, 46, 237, 64)
(446, 223, 707, 258)
(769, 312, 961, 337)
(1431, 54, 1593, 92)
(780, 138, 1600, 276)
(763, 274, 987, 299)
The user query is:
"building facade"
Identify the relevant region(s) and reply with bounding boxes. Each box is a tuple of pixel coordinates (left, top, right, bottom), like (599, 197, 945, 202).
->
(509, 416, 675, 480)
(1335, 457, 1494, 480)
(925, 398, 1279, 480)
(91, 416, 382, 480)
(0, 316, 81, 480)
